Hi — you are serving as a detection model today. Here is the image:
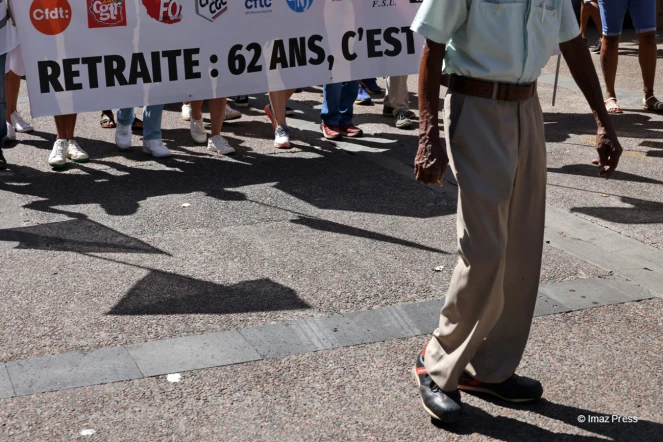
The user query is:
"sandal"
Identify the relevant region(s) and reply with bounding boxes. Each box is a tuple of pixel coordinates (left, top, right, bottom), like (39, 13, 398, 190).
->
(643, 96, 663, 112)
(132, 117, 143, 131)
(605, 97, 623, 114)
(100, 111, 116, 128)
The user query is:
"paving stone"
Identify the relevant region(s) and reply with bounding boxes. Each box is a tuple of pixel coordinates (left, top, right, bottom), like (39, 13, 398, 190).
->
(126, 330, 261, 377)
(5, 347, 142, 396)
(538, 276, 653, 311)
(616, 269, 663, 299)
(238, 322, 321, 359)
(343, 307, 415, 342)
(0, 364, 15, 399)
(387, 299, 444, 336)
(533, 292, 572, 317)
(297, 314, 377, 350)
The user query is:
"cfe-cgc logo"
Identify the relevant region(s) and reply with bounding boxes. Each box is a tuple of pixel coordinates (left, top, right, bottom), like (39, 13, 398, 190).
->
(286, 0, 313, 13)
(30, 0, 72, 35)
(196, 0, 228, 22)
(142, 0, 183, 24)
(88, 0, 127, 28)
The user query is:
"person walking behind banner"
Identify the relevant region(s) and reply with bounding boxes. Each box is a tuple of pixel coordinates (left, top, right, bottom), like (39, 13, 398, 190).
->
(410, 0, 621, 423)
(49, 114, 88, 169)
(0, 0, 13, 169)
(189, 98, 236, 155)
(182, 101, 241, 122)
(115, 106, 171, 158)
(581, 0, 603, 53)
(264, 89, 296, 149)
(5, 45, 34, 140)
(598, 0, 660, 114)
(320, 81, 363, 140)
(383, 75, 415, 130)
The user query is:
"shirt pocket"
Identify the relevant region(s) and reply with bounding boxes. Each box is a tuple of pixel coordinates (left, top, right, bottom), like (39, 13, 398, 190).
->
(530, 0, 561, 55)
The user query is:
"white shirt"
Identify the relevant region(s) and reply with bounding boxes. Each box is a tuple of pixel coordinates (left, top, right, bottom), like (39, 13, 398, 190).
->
(0, 0, 19, 56)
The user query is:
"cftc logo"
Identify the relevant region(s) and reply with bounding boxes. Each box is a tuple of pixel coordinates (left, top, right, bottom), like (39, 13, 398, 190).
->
(286, 0, 313, 13)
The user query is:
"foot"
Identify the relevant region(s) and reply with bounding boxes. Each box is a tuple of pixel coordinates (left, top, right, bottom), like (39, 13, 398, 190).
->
(66, 139, 89, 163)
(143, 139, 172, 158)
(132, 117, 144, 131)
(321, 123, 342, 140)
(274, 125, 291, 149)
(591, 37, 602, 54)
(182, 103, 192, 121)
(233, 95, 250, 108)
(360, 78, 383, 95)
(48, 139, 68, 169)
(115, 122, 133, 150)
(605, 97, 623, 114)
(394, 109, 414, 129)
(264, 104, 277, 130)
(458, 372, 543, 403)
(5, 122, 16, 141)
(190, 118, 208, 144)
(285, 105, 295, 116)
(207, 135, 235, 155)
(100, 111, 116, 129)
(0, 149, 7, 170)
(340, 124, 363, 138)
(355, 85, 372, 105)
(11, 111, 34, 133)
(643, 95, 663, 112)
(224, 103, 242, 121)
(413, 348, 463, 423)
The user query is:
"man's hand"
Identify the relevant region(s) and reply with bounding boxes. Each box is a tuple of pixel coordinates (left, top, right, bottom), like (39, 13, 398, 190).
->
(415, 139, 448, 185)
(593, 128, 622, 179)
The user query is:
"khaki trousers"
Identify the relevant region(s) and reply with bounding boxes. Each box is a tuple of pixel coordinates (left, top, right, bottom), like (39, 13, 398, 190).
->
(384, 76, 409, 113)
(423, 92, 547, 392)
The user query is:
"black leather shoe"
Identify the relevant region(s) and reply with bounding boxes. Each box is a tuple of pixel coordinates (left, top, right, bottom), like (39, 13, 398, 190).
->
(0, 149, 7, 170)
(413, 347, 462, 423)
(458, 372, 543, 403)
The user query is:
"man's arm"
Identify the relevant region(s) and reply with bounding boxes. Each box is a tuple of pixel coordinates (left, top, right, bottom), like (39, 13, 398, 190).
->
(559, 35, 622, 179)
(415, 39, 447, 185)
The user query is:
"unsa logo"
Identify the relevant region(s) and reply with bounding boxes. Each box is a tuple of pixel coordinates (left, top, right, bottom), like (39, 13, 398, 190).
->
(286, 0, 313, 13)
(30, 0, 72, 36)
(142, 0, 183, 24)
(196, 0, 228, 22)
(88, 0, 127, 28)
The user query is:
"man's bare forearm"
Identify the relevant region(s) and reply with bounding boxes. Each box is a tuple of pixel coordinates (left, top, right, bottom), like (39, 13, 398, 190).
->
(559, 35, 614, 134)
(418, 40, 446, 147)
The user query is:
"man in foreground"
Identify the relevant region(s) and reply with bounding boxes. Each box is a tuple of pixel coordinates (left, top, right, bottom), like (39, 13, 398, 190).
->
(411, 0, 622, 423)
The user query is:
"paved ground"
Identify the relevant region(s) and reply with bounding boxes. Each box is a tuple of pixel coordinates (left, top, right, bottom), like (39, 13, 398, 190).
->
(1, 28, 662, 441)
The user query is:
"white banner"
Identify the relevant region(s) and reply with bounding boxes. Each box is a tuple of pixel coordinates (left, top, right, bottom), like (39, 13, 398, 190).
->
(13, 0, 425, 117)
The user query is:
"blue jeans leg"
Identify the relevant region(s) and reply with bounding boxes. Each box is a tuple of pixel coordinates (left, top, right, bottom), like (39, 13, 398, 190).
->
(321, 83, 343, 126)
(339, 81, 359, 126)
(117, 107, 135, 126)
(142, 105, 164, 141)
(0, 54, 7, 149)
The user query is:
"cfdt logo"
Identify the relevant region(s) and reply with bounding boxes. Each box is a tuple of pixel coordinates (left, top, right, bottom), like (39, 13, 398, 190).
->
(30, 0, 72, 35)
(286, 0, 313, 13)
(197, 0, 228, 22)
(245, 0, 272, 14)
(88, 0, 127, 28)
(142, 0, 183, 24)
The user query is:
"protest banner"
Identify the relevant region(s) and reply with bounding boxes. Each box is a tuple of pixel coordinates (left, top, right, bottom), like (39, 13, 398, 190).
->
(13, 0, 424, 117)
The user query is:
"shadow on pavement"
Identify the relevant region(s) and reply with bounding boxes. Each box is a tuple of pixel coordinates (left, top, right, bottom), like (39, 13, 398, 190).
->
(108, 271, 309, 315)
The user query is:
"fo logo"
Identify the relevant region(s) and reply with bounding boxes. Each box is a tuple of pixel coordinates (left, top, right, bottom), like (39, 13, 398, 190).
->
(142, 0, 183, 24)
(30, 0, 72, 35)
(88, 0, 127, 28)
(196, 0, 228, 22)
(286, 0, 313, 13)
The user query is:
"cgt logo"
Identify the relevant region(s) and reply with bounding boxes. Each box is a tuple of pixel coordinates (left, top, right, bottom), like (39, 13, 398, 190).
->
(142, 0, 183, 24)
(88, 0, 127, 28)
(286, 0, 313, 13)
(197, 0, 228, 22)
(30, 0, 72, 35)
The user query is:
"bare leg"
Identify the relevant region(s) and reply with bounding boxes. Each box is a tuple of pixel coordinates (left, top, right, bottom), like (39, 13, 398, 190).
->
(637, 31, 657, 101)
(208, 98, 227, 136)
(600, 34, 620, 102)
(580, 1, 591, 38)
(190, 100, 203, 121)
(588, 1, 602, 35)
(268, 89, 296, 126)
(54, 115, 70, 139)
(5, 71, 20, 123)
(65, 114, 77, 139)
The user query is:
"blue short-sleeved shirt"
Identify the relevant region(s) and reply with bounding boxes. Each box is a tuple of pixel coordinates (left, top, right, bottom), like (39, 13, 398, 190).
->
(411, 0, 580, 84)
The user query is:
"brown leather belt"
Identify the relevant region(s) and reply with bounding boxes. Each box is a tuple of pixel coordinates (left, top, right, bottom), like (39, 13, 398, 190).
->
(441, 74, 536, 102)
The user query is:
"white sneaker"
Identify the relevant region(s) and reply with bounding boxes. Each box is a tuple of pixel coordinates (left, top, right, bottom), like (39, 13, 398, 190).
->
(67, 139, 89, 163)
(115, 123, 132, 150)
(274, 125, 291, 149)
(182, 103, 192, 121)
(10, 112, 34, 133)
(190, 118, 207, 144)
(224, 104, 242, 121)
(5, 122, 16, 141)
(207, 135, 235, 155)
(143, 139, 171, 158)
(48, 139, 68, 168)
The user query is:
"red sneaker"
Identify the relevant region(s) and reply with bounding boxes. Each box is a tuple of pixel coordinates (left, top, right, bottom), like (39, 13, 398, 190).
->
(321, 123, 342, 140)
(340, 124, 363, 138)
